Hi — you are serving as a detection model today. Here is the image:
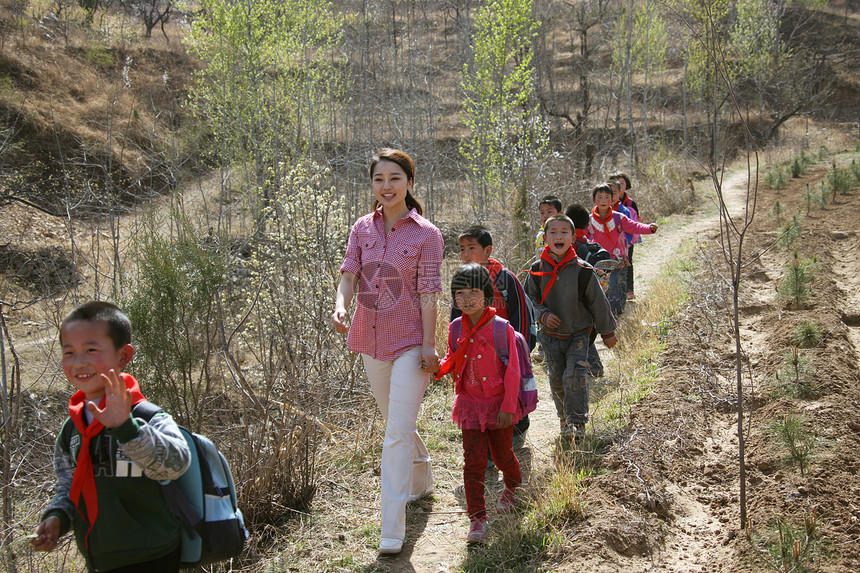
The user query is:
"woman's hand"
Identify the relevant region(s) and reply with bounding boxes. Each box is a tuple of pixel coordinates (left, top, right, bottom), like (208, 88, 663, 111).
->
(419, 345, 439, 373)
(331, 308, 350, 334)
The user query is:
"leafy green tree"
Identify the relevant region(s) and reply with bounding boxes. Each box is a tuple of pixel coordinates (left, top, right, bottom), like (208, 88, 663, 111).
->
(460, 0, 548, 230)
(182, 0, 341, 235)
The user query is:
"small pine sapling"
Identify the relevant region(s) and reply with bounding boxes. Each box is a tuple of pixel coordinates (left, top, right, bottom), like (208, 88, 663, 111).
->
(792, 321, 822, 349)
(770, 200, 784, 224)
(767, 414, 815, 476)
(777, 252, 816, 309)
(774, 347, 816, 399)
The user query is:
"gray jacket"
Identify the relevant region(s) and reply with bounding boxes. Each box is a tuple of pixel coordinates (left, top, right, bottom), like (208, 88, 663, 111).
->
(524, 257, 616, 338)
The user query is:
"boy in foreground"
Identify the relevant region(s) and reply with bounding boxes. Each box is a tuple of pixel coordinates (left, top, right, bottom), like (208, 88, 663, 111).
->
(526, 214, 617, 442)
(32, 301, 191, 573)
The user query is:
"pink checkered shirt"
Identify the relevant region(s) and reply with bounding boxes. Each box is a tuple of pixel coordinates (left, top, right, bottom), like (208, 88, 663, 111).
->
(340, 207, 443, 361)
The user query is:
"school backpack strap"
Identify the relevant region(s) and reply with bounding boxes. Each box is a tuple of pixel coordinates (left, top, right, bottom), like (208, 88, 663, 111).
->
(449, 317, 463, 351)
(496, 268, 537, 351)
(576, 263, 599, 346)
(131, 402, 205, 546)
(491, 317, 538, 415)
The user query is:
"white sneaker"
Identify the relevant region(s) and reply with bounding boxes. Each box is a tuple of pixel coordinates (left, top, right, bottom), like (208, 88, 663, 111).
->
(378, 538, 403, 554)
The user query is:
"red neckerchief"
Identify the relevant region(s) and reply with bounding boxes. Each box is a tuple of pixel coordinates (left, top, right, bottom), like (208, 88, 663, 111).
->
(574, 228, 587, 241)
(591, 205, 614, 225)
(591, 206, 624, 255)
(68, 372, 146, 548)
(485, 258, 504, 282)
(436, 307, 497, 380)
(528, 246, 577, 304)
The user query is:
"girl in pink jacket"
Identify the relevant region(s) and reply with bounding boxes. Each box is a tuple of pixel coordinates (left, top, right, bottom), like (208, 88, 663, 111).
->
(435, 263, 522, 544)
(588, 183, 658, 316)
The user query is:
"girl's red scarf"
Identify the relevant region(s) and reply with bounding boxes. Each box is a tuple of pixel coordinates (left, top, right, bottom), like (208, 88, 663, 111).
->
(68, 372, 146, 547)
(574, 228, 588, 241)
(592, 205, 615, 227)
(436, 307, 496, 380)
(529, 246, 578, 304)
(591, 206, 624, 255)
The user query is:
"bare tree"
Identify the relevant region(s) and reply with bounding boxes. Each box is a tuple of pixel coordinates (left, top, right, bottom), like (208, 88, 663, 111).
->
(119, 0, 172, 39)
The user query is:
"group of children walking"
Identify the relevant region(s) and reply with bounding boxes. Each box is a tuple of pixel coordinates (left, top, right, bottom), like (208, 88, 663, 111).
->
(430, 173, 657, 544)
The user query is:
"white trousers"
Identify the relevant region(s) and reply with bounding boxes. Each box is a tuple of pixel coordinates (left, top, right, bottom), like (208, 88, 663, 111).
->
(362, 347, 433, 542)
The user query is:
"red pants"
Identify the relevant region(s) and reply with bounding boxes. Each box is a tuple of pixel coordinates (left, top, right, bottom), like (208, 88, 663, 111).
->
(462, 426, 521, 520)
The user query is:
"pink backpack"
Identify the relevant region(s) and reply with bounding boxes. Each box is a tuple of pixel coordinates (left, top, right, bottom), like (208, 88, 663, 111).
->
(449, 317, 539, 415)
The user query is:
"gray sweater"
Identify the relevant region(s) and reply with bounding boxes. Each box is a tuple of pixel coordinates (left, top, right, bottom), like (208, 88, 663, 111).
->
(524, 257, 616, 338)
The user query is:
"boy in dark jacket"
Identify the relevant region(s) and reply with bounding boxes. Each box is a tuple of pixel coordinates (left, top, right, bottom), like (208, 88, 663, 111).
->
(32, 301, 191, 572)
(525, 215, 617, 442)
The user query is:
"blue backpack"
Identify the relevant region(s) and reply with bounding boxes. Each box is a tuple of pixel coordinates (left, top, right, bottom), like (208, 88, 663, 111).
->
(134, 402, 248, 568)
(449, 317, 539, 415)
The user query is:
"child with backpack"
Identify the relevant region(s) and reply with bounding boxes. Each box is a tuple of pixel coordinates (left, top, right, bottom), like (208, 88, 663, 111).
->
(455, 225, 535, 447)
(588, 183, 658, 318)
(433, 263, 524, 544)
(610, 171, 642, 299)
(565, 203, 610, 379)
(526, 215, 618, 442)
(31, 301, 192, 573)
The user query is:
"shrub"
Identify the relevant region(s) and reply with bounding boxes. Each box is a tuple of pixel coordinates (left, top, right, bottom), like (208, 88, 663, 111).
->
(817, 182, 830, 207)
(827, 166, 853, 195)
(790, 158, 803, 178)
(777, 252, 816, 309)
(764, 167, 787, 190)
(770, 200, 784, 224)
(792, 321, 822, 349)
(124, 209, 232, 425)
(802, 184, 815, 215)
(777, 214, 802, 250)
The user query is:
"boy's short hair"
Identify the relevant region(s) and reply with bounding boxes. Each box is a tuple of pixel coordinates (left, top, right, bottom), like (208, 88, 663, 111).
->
(458, 225, 493, 248)
(565, 204, 591, 229)
(610, 171, 632, 189)
(60, 301, 132, 349)
(544, 213, 575, 234)
(592, 183, 613, 199)
(539, 195, 563, 213)
(450, 263, 494, 307)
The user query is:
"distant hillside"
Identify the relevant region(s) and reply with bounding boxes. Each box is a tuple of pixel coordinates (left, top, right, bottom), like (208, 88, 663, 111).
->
(0, 3, 198, 214)
(0, 1, 858, 217)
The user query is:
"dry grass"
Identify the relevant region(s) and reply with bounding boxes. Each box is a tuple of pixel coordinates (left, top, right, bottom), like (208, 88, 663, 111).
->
(589, 254, 691, 438)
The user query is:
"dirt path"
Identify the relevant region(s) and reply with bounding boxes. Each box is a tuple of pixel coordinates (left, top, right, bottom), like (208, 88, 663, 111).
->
(379, 170, 752, 572)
